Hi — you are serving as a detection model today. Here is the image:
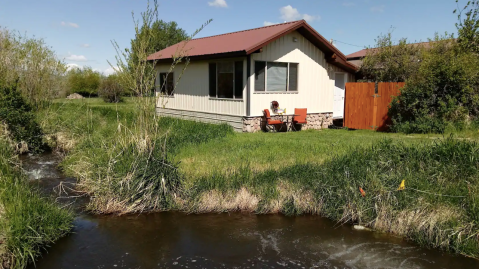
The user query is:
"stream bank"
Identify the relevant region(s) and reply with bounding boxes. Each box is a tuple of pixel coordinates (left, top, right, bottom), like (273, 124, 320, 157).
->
(23, 152, 479, 269)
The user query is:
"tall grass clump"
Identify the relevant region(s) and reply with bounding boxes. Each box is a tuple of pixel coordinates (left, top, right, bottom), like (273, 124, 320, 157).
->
(186, 137, 479, 257)
(0, 138, 73, 268)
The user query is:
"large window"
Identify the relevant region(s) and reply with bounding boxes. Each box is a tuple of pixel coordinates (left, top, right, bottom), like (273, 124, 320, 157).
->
(255, 61, 298, 92)
(158, 72, 174, 96)
(209, 61, 243, 99)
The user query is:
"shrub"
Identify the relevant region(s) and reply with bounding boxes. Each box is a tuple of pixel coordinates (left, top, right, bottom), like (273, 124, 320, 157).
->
(390, 117, 446, 134)
(388, 36, 479, 133)
(66, 66, 101, 96)
(0, 84, 44, 152)
(99, 74, 124, 103)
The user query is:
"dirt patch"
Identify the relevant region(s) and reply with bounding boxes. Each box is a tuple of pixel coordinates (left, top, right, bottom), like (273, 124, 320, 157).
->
(66, 93, 84, 99)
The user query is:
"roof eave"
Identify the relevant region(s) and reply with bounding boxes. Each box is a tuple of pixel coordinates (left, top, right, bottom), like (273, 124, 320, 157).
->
(244, 20, 358, 73)
(244, 21, 304, 54)
(150, 50, 248, 63)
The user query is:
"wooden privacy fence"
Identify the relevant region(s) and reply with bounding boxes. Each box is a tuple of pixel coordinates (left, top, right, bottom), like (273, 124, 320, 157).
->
(343, 82, 405, 131)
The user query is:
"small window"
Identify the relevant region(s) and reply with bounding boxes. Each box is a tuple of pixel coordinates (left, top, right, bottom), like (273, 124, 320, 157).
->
(267, 62, 288, 91)
(159, 72, 174, 96)
(208, 60, 244, 99)
(254, 61, 298, 92)
(234, 61, 244, 98)
(209, 63, 217, 97)
(255, 61, 266, 91)
(217, 62, 234, 98)
(289, 63, 298, 91)
(335, 73, 346, 90)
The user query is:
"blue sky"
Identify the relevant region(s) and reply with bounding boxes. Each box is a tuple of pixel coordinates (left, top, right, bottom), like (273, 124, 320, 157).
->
(0, 0, 460, 74)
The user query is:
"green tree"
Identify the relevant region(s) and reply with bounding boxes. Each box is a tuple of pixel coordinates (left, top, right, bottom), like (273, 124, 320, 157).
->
(66, 66, 101, 96)
(359, 33, 423, 82)
(126, 19, 188, 96)
(454, 0, 479, 53)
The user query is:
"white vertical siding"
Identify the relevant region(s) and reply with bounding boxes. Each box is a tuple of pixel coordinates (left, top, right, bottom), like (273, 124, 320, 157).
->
(249, 31, 354, 117)
(155, 59, 246, 116)
(155, 30, 356, 119)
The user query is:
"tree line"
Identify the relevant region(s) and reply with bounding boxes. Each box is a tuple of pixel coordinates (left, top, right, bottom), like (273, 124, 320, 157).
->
(0, 19, 188, 105)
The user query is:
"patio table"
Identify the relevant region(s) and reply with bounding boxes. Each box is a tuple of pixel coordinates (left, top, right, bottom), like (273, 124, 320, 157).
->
(272, 114, 301, 131)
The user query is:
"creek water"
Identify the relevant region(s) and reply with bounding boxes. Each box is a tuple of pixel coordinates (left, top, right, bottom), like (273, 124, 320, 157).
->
(21, 152, 479, 269)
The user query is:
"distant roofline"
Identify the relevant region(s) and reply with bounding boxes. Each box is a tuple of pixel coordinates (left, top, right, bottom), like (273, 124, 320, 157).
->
(346, 40, 452, 59)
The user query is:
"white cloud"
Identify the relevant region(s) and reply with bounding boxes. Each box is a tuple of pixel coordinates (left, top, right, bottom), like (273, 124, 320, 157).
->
(279, 5, 319, 22)
(65, 54, 88, 62)
(81, 44, 90, 48)
(66, 63, 81, 71)
(370, 5, 385, 13)
(342, 2, 356, 7)
(103, 66, 119, 76)
(264, 21, 279, 26)
(302, 14, 318, 22)
(60, 21, 79, 28)
(208, 0, 227, 8)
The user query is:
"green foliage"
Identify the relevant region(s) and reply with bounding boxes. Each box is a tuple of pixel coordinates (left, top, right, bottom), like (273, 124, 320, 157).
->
(0, 28, 66, 107)
(389, 36, 479, 133)
(390, 115, 446, 134)
(379, 2, 479, 134)
(455, 0, 479, 54)
(0, 139, 73, 268)
(359, 33, 423, 82)
(98, 74, 124, 103)
(0, 84, 44, 152)
(66, 66, 101, 96)
(129, 20, 188, 67)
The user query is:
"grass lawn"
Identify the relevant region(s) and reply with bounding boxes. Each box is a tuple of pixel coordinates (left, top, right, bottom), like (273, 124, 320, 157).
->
(175, 128, 445, 178)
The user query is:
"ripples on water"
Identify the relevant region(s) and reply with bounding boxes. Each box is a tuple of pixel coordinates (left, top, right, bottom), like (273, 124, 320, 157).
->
(21, 153, 479, 269)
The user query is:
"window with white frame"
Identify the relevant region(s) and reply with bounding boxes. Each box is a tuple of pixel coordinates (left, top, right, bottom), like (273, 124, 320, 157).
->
(209, 61, 243, 99)
(255, 61, 298, 92)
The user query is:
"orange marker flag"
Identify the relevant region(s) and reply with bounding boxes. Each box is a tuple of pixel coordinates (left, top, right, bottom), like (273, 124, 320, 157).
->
(359, 187, 366, 197)
(397, 180, 406, 191)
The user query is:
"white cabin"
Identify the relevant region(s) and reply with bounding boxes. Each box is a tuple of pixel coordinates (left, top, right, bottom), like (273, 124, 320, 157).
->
(149, 20, 357, 132)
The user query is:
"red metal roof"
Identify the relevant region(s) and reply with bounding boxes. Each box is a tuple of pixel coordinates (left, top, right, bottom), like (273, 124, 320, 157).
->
(147, 20, 357, 72)
(346, 41, 436, 59)
(346, 49, 368, 59)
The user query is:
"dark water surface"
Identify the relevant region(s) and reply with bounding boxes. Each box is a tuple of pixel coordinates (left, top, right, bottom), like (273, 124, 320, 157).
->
(22, 153, 479, 269)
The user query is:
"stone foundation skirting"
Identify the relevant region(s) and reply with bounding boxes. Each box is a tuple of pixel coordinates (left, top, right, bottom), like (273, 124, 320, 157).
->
(242, 112, 333, 133)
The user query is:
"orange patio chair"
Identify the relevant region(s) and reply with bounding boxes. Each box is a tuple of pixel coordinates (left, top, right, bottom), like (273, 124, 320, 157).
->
(263, 109, 283, 132)
(291, 108, 307, 131)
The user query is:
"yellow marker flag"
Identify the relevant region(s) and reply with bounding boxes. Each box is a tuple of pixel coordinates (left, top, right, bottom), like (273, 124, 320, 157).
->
(397, 180, 406, 191)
